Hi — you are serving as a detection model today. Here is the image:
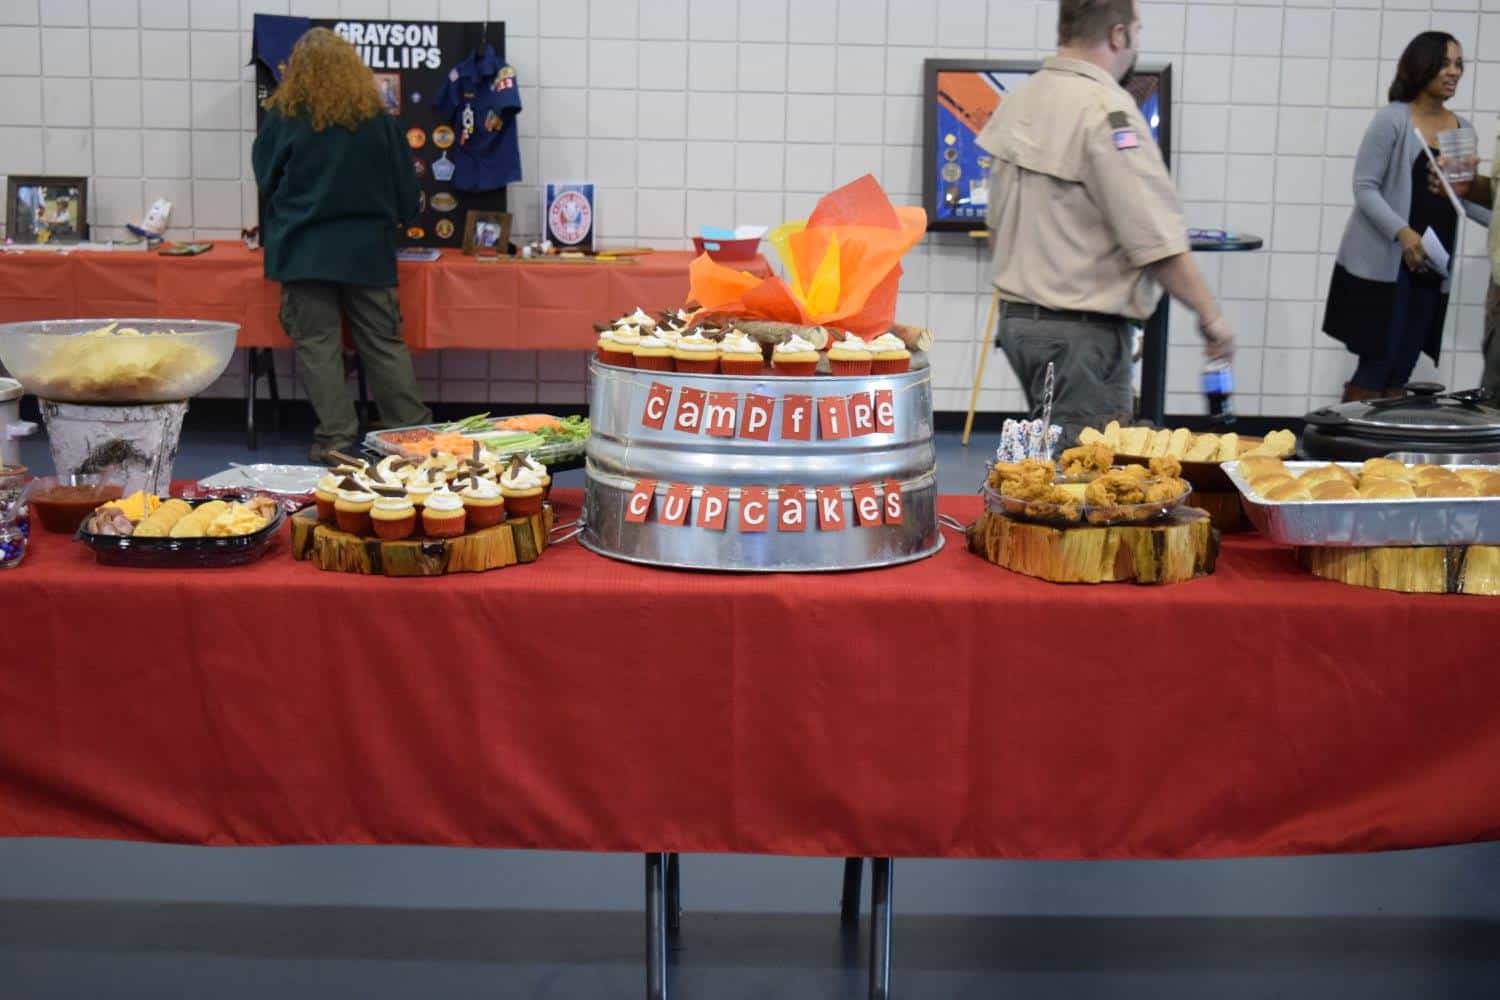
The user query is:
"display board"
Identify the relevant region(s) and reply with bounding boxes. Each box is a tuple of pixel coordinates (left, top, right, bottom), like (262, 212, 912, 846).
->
(921, 59, 1172, 233)
(252, 14, 511, 249)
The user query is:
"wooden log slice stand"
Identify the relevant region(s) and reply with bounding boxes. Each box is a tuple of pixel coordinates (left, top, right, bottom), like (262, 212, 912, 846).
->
(967, 506, 1218, 585)
(1297, 544, 1500, 596)
(290, 506, 552, 576)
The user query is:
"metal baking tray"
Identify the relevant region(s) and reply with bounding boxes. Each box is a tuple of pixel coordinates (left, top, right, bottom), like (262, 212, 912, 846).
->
(1224, 461, 1500, 547)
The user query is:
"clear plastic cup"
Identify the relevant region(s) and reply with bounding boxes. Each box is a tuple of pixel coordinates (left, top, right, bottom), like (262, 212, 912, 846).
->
(1436, 128, 1477, 183)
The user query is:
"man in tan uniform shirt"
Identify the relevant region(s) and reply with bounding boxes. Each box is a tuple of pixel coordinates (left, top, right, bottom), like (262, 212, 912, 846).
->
(978, 0, 1234, 441)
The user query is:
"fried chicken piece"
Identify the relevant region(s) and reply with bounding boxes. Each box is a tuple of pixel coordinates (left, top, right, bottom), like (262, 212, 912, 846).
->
(1060, 442, 1115, 478)
(1002, 479, 1063, 502)
(1148, 456, 1182, 480)
(1144, 478, 1188, 503)
(1115, 464, 1150, 482)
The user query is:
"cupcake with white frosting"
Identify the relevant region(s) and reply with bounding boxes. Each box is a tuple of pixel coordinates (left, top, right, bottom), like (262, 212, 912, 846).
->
(632, 329, 675, 371)
(718, 328, 764, 375)
(498, 456, 547, 517)
(672, 330, 721, 374)
(771, 332, 820, 376)
(868, 332, 912, 374)
(461, 477, 507, 529)
(826, 331, 873, 376)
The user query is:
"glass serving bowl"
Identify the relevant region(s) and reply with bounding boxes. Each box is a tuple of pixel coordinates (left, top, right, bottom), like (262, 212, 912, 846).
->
(28, 473, 125, 533)
(0, 318, 238, 403)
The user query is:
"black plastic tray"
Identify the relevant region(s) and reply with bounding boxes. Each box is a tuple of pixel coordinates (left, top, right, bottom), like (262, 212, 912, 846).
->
(75, 499, 284, 568)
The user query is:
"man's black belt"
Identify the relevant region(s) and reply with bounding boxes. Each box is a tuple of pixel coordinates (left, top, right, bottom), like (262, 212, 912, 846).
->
(1001, 302, 1129, 326)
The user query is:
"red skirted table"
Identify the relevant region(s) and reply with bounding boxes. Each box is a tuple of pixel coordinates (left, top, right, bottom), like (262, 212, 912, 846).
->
(0, 245, 771, 350)
(1, 491, 1496, 860)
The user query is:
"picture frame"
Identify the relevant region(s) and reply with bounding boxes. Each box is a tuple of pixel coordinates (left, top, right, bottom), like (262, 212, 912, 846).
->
(920, 60, 1172, 233)
(6, 175, 88, 244)
(462, 210, 512, 257)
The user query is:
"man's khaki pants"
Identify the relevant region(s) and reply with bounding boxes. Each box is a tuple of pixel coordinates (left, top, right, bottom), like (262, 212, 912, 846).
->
(997, 310, 1135, 447)
(279, 282, 433, 447)
(1485, 279, 1500, 396)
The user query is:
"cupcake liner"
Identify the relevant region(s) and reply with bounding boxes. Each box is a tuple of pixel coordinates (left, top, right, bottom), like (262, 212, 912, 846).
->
(721, 357, 765, 376)
(372, 515, 416, 540)
(772, 360, 818, 376)
(505, 493, 544, 517)
(870, 357, 911, 374)
(829, 358, 873, 376)
(634, 354, 674, 371)
(673, 357, 720, 374)
(600, 348, 636, 368)
(465, 502, 507, 529)
(422, 512, 466, 538)
(315, 496, 336, 523)
(335, 510, 372, 536)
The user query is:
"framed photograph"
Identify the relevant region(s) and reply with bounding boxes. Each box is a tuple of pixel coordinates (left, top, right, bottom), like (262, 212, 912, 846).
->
(6, 175, 88, 244)
(372, 72, 401, 116)
(921, 60, 1172, 232)
(462, 210, 512, 256)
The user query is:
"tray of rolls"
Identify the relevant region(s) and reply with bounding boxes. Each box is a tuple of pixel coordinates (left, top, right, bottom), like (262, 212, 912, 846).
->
(1224, 457, 1500, 547)
(1077, 421, 1297, 492)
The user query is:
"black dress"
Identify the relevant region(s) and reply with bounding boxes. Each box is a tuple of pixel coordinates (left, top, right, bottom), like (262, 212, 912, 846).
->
(1323, 149, 1457, 378)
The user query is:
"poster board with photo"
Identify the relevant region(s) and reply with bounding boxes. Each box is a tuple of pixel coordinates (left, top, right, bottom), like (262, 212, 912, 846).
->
(252, 15, 510, 250)
(6, 176, 87, 244)
(921, 59, 1172, 232)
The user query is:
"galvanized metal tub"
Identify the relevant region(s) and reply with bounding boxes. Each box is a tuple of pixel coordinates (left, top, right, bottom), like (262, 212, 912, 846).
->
(581, 359, 942, 572)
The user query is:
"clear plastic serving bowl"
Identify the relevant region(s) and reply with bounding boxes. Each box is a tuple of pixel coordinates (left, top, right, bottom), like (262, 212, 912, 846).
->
(0, 318, 238, 403)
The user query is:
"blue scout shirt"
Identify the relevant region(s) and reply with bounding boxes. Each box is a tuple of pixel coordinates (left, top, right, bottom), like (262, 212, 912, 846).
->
(433, 44, 523, 193)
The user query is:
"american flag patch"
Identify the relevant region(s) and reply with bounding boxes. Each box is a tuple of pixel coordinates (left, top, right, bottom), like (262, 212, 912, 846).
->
(1112, 128, 1139, 150)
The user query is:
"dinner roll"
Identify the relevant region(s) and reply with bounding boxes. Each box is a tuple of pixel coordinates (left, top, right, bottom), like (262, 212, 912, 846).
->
(1238, 456, 1288, 480)
(1478, 473, 1500, 497)
(1418, 480, 1478, 498)
(1250, 473, 1294, 496)
(1311, 480, 1358, 500)
(1412, 465, 1457, 484)
(1299, 464, 1357, 488)
(1359, 458, 1408, 481)
(1358, 477, 1416, 499)
(1264, 479, 1312, 501)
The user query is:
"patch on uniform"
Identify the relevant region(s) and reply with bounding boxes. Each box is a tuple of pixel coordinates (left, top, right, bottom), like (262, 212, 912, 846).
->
(1107, 110, 1131, 129)
(1112, 128, 1139, 150)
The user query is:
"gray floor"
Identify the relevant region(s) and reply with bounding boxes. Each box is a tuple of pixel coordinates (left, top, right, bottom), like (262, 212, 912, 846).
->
(9, 419, 1500, 997)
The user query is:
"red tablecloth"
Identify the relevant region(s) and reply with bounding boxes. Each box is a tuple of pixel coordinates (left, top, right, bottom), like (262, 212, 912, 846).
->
(0, 246, 769, 350)
(1, 492, 1496, 859)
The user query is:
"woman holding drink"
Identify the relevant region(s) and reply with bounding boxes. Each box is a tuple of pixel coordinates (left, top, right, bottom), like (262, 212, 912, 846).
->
(1323, 31, 1490, 402)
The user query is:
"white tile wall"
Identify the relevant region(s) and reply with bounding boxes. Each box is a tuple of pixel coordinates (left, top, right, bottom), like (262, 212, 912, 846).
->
(0, 0, 1495, 413)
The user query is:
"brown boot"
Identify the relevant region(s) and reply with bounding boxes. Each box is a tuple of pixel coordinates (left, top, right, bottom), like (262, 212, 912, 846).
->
(1380, 385, 1407, 399)
(1341, 382, 1384, 403)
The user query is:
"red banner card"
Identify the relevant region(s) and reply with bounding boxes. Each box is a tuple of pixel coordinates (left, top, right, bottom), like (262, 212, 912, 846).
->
(739, 486, 770, 532)
(777, 485, 807, 532)
(849, 392, 877, 437)
(851, 483, 882, 526)
(817, 396, 851, 440)
(816, 485, 845, 531)
(696, 485, 730, 530)
(781, 394, 813, 441)
(740, 393, 776, 441)
(625, 479, 657, 522)
(882, 479, 903, 524)
(673, 387, 708, 434)
(659, 483, 692, 526)
(704, 392, 739, 437)
(874, 389, 895, 434)
(641, 382, 672, 429)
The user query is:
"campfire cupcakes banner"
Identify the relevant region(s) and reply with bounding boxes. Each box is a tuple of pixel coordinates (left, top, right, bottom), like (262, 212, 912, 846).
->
(639, 381, 897, 440)
(625, 480, 905, 532)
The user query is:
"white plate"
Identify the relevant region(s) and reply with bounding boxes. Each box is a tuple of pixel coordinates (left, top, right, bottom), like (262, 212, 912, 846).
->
(199, 464, 325, 494)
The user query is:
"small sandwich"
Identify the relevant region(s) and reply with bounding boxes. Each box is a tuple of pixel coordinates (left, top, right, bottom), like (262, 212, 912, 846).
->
(1184, 433, 1220, 462)
(1119, 425, 1152, 455)
(1165, 427, 1192, 458)
(1215, 432, 1241, 461)
(1103, 420, 1123, 449)
(1148, 428, 1173, 458)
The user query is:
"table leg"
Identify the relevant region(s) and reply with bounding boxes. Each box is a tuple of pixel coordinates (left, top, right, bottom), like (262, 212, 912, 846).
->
(267, 352, 281, 439)
(646, 852, 668, 1000)
(869, 858, 893, 1000)
(665, 852, 681, 935)
(1139, 300, 1169, 425)
(840, 857, 864, 925)
(245, 349, 259, 452)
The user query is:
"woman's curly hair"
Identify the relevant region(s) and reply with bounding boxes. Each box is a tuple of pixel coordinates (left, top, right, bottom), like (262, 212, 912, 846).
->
(263, 27, 384, 132)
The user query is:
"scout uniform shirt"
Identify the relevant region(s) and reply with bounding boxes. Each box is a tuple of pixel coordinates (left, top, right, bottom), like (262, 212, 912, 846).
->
(976, 56, 1189, 321)
(433, 44, 523, 193)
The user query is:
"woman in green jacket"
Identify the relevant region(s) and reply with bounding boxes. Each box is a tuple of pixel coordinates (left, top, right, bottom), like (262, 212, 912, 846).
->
(252, 27, 430, 462)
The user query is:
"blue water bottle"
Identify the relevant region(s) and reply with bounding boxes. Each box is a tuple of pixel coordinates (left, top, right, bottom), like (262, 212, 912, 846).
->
(1202, 359, 1235, 425)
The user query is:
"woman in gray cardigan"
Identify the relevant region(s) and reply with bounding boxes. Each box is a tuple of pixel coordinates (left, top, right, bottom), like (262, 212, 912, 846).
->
(1323, 31, 1490, 402)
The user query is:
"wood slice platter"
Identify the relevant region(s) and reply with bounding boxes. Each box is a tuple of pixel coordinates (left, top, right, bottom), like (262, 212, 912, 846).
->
(967, 506, 1218, 585)
(1298, 544, 1500, 596)
(290, 506, 552, 576)
(1187, 490, 1252, 533)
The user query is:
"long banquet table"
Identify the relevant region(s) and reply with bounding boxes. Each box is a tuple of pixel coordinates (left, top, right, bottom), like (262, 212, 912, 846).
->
(0, 245, 769, 351)
(3, 491, 1497, 861)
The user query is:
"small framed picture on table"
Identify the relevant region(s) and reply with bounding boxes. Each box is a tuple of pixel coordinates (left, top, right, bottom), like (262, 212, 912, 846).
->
(463, 210, 512, 258)
(6, 176, 88, 244)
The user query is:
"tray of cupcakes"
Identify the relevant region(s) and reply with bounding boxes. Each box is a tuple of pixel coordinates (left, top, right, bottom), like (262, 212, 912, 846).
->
(593, 305, 924, 377)
(290, 450, 553, 576)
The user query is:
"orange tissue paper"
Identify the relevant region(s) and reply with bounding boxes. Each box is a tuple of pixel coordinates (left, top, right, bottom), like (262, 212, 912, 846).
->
(687, 174, 926, 339)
